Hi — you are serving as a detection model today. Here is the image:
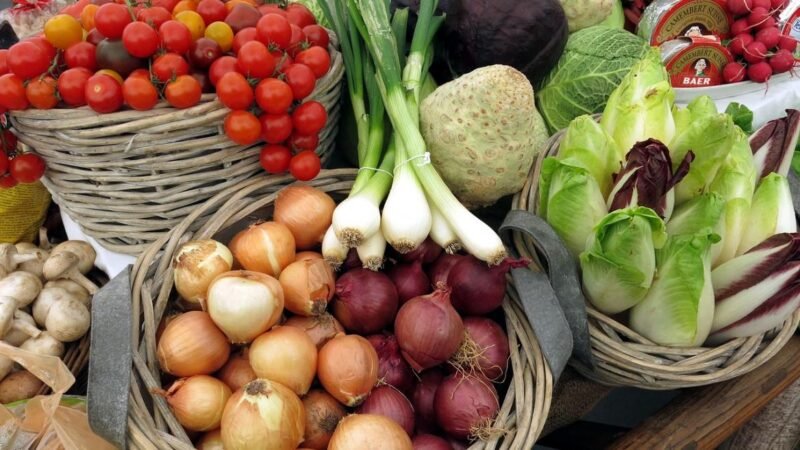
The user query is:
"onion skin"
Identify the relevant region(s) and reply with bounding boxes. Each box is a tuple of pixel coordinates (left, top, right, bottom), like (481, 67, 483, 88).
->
(447, 438, 468, 450)
(197, 429, 224, 450)
(458, 317, 510, 381)
(434, 373, 499, 441)
(206, 270, 284, 344)
(274, 185, 336, 250)
(411, 369, 444, 430)
(221, 378, 305, 450)
(172, 239, 233, 307)
(166, 375, 231, 432)
(356, 385, 415, 436)
(387, 261, 432, 305)
(318, 334, 379, 407)
(279, 258, 335, 316)
(328, 414, 413, 450)
(216, 351, 256, 392)
(283, 313, 345, 349)
(448, 256, 528, 315)
(157, 311, 230, 377)
(394, 288, 464, 371)
(333, 269, 398, 335)
(249, 326, 318, 396)
(397, 238, 443, 264)
(367, 334, 415, 395)
(229, 222, 296, 277)
(301, 389, 346, 450)
(427, 254, 466, 288)
(411, 434, 453, 450)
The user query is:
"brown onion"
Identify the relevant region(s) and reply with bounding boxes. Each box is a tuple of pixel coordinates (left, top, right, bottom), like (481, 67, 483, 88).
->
(249, 326, 317, 396)
(274, 185, 335, 249)
(216, 350, 256, 392)
(301, 389, 346, 450)
(398, 238, 442, 264)
(367, 333, 415, 395)
(356, 386, 415, 436)
(387, 261, 431, 305)
(172, 239, 233, 307)
(296, 251, 324, 261)
(452, 317, 510, 381)
(328, 414, 413, 450)
(333, 268, 398, 334)
(165, 375, 231, 432)
(157, 311, 230, 376)
(318, 334, 378, 406)
(229, 221, 296, 277)
(411, 434, 453, 450)
(448, 256, 527, 315)
(197, 429, 224, 450)
(427, 254, 465, 288)
(283, 313, 345, 349)
(394, 288, 464, 371)
(411, 369, 444, 428)
(221, 378, 305, 450)
(434, 373, 499, 441)
(279, 258, 335, 316)
(206, 271, 284, 344)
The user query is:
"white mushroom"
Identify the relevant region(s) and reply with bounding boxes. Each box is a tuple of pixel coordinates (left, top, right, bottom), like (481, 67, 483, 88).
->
(0, 295, 41, 338)
(0, 244, 38, 273)
(4, 311, 38, 346)
(45, 297, 90, 342)
(50, 241, 96, 275)
(33, 287, 75, 327)
(43, 280, 91, 308)
(15, 243, 49, 280)
(20, 332, 64, 358)
(42, 252, 98, 295)
(0, 272, 43, 308)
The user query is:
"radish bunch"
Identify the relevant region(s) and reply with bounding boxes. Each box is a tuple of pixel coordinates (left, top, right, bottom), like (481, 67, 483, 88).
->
(723, 0, 797, 83)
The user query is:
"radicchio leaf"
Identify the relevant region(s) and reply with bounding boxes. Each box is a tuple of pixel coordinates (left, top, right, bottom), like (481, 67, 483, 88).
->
(749, 109, 800, 179)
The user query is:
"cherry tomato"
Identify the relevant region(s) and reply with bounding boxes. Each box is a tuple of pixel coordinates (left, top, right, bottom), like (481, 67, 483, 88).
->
(8, 41, 51, 80)
(292, 101, 326, 135)
(232, 27, 257, 54)
(25, 76, 58, 109)
(172, 0, 198, 14)
(80, 4, 99, 30)
(85, 73, 124, 113)
(259, 144, 291, 173)
(236, 41, 275, 78)
(152, 53, 190, 82)
(175, 11, 205, 41)
(256, 14, 291, 49)
(123, 76, 159, 110)
(57, 67, 92, 106)
(165, 74, 201, 108)
(191, 70, 213, 93)
(95, 3, 132, 39)
(128, 68, 151, 79)
(0, 174, 18, 189)
(255, 78, 292, 114)
(9, 153, 46, 183)
(0, 50, 8, 75)
(159, 20, 193, 54)
(96, 69, 124, 84)
(289, 150, 320, 181)
(289, 132, 318, 151)
(44, 14, 84, 50)
(216, 71, 253, 110)
(0, 74, 28, 110)
(137, 6, 172, 28)
(295, 46, 330, 78)
(208, 55, 238, 85)
(224, 110, 261, 145)
(0, 151, 8, 176)
(0, 130, 17, 152)
(285, 3, 316, 28)
(151, 0, 180, 13)
(274, 51, 293, 73)
(123, 21, 161, 58)
(259, 113, 292, 144)
(27, 37, 57, 61)
(64, 42, 97, 70)
(189, 37, 222, 68)
(302, 25, 329, 49)
(86, 28, 106, 45)
(258, 4, 286, 17)
(283, 63, 315, 100)
(287, 24, 305, 57)
(196, 0, 227, 25)
(204, 21, 234, 52)
(60, 0, 90, 17)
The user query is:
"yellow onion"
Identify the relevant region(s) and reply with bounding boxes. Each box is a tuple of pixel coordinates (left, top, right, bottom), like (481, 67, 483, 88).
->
(328, 414, 413, 450)
(274, 185, 335, 249)
(172, 239, 233, 308)
(318, 334, 378, 406)
(221, 378, 305, 450)
(249, 326, 317, 396)
(301, 389, 346, 450)
(206, 271, 284, 344)
(229, 222, 295, 277)
(283, 313, 345, 349)
(279, 258, 335, 316)
(165, 375, 231, 432)
(197, 429, 224, 450)
(216, 350, 256, 392)
(296, 251, 324, 261)
(157, 311, 230, 377)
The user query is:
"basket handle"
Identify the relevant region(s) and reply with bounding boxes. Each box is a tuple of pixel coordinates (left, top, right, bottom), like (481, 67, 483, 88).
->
(500, 209, 595, 371)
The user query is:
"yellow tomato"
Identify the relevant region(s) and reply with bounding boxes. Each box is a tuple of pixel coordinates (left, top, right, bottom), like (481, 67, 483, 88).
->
(204, 22, 233, 52)
(175, 10, 205, 41)
(96, 69, 124, 85)
(44, 14, 84, 50)
(79, 4, 98, 31)
(172, 0, 198, 14)
(225, 0, 257, 11)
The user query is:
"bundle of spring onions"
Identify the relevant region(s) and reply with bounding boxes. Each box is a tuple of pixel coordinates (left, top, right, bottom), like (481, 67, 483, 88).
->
(319, 0, 506, 269)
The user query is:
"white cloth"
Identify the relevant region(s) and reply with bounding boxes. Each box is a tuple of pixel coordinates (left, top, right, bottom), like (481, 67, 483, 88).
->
(61, 211, 136, 278)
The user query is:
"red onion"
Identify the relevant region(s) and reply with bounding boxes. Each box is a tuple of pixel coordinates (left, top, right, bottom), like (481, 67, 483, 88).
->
(434, 373, 500, 441)
(452, 317, 510, 381)
(387, 261, 432, 305)
(395, 288, 464, 371)
(412, 434, 453, 450)
(367, 334, 416, 395)
(356, 385, 415, 436)
(448, 256, 528, 315)
(333, 269, 398, 335)
(411, 369, 444, 428)
(447, 437, 468, 450)
(428, 254, 465, 287)
(342, 248, 361, 271)
(399, 238, 443, 264)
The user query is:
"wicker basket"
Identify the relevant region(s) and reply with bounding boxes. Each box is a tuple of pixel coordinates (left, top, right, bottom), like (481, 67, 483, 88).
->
(9, 43, 344, 257)
(123, 169, 552, 449)
(510, 129, 800, 390)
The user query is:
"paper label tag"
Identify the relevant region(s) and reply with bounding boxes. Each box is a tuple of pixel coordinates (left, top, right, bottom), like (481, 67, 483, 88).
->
(664, 37, 733, 87)
(650, 0, 732, 45)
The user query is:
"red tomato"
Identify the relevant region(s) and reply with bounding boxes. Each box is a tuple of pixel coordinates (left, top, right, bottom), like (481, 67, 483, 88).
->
(165, 74, 202, 108)
(232, 27, 258, 54)
(151, 0, 180, 12)
(289, 132, 318, 151)
(196, 0, 227, 25)
(292, 101, 326, 135)
(285, 3, 316, 28)
(0, 130, 17, 152)
(224, 110, 261, 145)
(25, 76, 58, 109)
(273, 50, 293, 73)
(287, 24, 305, 57)
(60, 0, 91, 18)
(283, 63, 315, 100)
(95, 3, 132, 39)
(26, 37, 57, 61)
(85, 73, 124, 113)
(208, 55, 238, 85)
(159, 20, 193, 54)
(137, 6, 172, 28)
(0, 50, 8, 75)
(86, 28, 106, 45)
(236, 41, 275, 78)
(259, 144, 291, 173)
(0, 151, 7, 176)
(128, 68, 151, 79)
(188, 38, 222, 68)
(7, 41, 51, 80)
(123, 76, 159, 110)
(216, 72, 253, 110)
(302, 25, 329, 49)
(152, 53, 190, 82)
(256, 14, 291, 49)
(254, 78, 292, 114)
(123, 21, 161, 58)
(0, 74, 28, 110)
(0, 174, 18, 189)
(191, 70, 213, 93)
(259, 113, 292, 144)
(289, 150, 320, 181)
(64, 42, 97, 70)
(295, 46, 330, 78)
(9, 153, 46, 183)
(258, 4, 286, 17)
(57, 67, 93, 106)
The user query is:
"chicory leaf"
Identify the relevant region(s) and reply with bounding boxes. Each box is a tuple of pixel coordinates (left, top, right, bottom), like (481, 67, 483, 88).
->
(724, 102, 753, 134)
(737, 173, 797, 255)
(749, 109, 800, 179)
(558, 115, 623, 197)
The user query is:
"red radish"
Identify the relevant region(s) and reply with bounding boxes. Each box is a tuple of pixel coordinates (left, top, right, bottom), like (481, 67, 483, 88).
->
(731, 18, 751, 36)
(748, 61, 774, 82)
(769, 49, 795, 73)
(727, 0, 754, 15)
(747, 7, 770, 27)
(779, 35, 798, 52)
(729, 33, 754, 55)
(723, 62, 747, 83)
(755, 27, 781, 49)
(752, 0, 771, 10)
(744, 41, 769, 63)
(756, 16, 777, 30)
(771, 0, 786, 9)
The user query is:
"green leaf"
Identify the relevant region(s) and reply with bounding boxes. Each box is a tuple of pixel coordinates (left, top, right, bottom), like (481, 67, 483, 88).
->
(557, 115, 623, 197)
(737, 173, 796, 255)
(725, 102, 754, 134)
